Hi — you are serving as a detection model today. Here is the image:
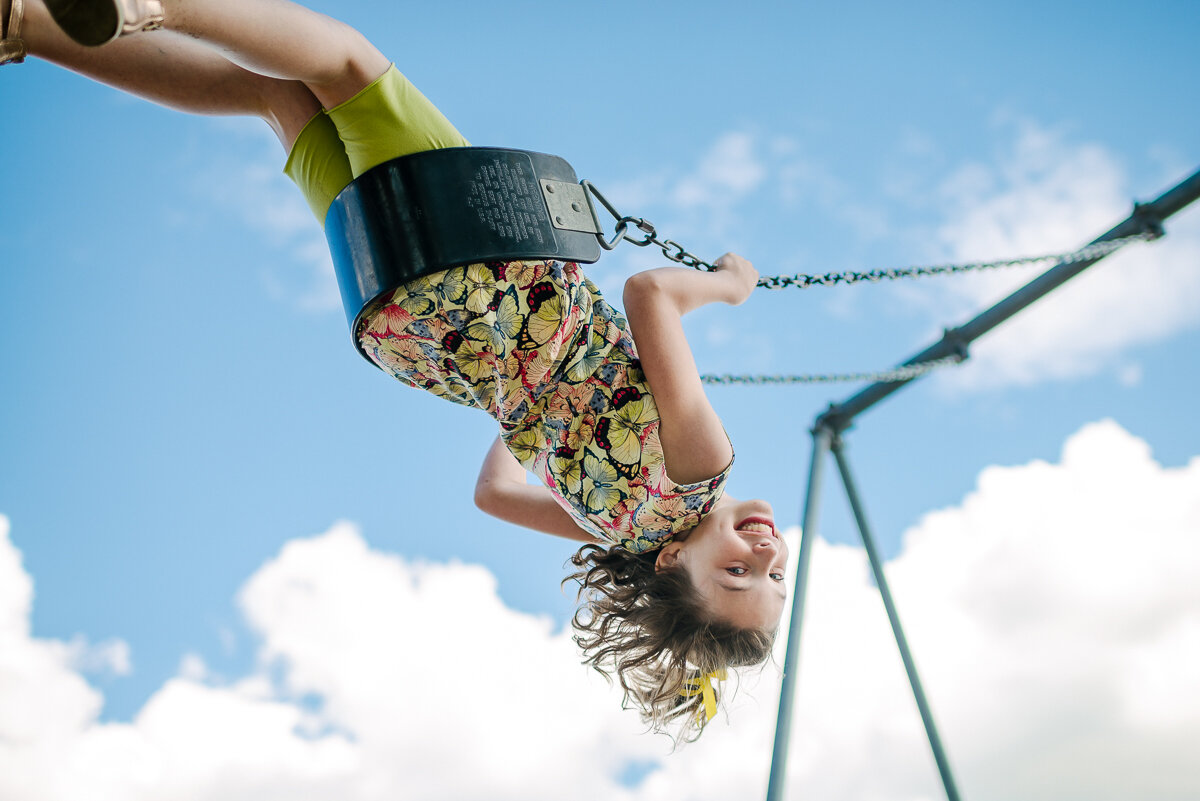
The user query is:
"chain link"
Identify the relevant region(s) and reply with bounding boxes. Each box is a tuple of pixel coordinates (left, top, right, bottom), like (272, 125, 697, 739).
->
(700, 353, 966, 386)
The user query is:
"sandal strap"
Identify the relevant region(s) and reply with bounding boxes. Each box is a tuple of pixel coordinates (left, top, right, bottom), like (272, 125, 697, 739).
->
(0, 40, 26, 64)
(118, 0, 163, 35)
(1, 0, 26, 64)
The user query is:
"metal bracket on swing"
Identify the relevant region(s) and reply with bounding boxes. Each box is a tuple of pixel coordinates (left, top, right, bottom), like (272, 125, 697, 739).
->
(324, 147, 604, 364)
(540, 179, 602, 235)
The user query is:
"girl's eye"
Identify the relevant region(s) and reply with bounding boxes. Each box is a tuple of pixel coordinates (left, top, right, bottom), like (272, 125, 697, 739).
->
(726, 567, 748, 576)
(771, 573, 785, 582)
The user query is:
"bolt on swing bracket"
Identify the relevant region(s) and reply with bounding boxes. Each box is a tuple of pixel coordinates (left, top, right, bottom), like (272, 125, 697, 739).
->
(540, 179, 603, 235)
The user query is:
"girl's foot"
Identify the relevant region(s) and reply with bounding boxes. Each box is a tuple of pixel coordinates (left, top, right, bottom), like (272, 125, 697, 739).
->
(45, 0, 163, 47)
(0, 0, 27, 64)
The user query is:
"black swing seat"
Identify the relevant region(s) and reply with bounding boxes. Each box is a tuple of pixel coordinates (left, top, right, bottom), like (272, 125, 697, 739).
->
(324, 147, 602, 363)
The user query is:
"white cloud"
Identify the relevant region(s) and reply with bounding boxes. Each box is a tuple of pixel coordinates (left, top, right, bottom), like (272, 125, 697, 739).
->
(178, 654, 209, 682)
(1116, 362, 1143, 387)
(233, 523, 649, 798)
(0, 517, 649, 801)
(881, 420, 1200, 800)
(671, 131, 766, 209)
(593, 131, 783, 362)
(0, 514, 32, 640)
(0, 517, 109, 797)
(200, 119, 341, 314)
(923, 121, 1200, 390)
(589, 132, 768, 323)
(1, 419, 1198, 799)
(599, 130, 769, 248)
(64, 635, 133, 677)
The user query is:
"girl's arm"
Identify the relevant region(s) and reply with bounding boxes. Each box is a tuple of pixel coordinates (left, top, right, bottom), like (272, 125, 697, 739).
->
(622, 253, 758, 484)
(474, 436, 600, 543)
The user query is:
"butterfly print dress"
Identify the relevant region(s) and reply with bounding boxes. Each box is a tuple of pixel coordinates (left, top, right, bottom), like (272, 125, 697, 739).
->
(357, 259, 733, 553)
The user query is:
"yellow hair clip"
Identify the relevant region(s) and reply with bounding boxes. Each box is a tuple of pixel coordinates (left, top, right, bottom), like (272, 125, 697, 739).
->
(680, 669, 728, 724)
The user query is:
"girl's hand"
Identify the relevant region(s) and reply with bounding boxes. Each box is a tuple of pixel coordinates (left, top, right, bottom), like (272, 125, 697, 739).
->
(712, 253, 758, 306)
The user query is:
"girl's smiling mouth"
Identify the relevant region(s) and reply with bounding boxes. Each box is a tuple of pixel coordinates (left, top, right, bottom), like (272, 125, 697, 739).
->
(735, 516, 777, 538)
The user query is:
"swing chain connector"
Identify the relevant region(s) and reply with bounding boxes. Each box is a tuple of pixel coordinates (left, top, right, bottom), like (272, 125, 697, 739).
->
(582, 180, 720, 270)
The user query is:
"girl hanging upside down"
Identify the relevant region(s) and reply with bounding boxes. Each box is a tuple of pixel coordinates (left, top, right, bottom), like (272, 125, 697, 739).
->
(2, 0, 789, 741)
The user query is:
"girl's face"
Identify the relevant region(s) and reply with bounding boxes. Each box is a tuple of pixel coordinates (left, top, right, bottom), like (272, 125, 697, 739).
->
(655, 496, 789, 630)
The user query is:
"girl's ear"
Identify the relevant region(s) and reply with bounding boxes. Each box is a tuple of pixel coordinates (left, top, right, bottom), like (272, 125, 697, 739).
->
(655, 542, 684, 572)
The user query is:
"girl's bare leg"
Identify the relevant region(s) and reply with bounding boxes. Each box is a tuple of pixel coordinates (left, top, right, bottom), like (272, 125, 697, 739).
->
(17, 0, 321, 148)
(13, 0, 392, 148)
(161, 0, 390, 110)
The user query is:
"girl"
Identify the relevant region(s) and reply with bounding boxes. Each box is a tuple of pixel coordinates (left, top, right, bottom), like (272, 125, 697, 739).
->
(2, 0, 789, 740)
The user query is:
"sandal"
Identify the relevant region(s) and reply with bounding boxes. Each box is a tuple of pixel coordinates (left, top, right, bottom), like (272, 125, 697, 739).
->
(0, 0, 26, 65)
(45, 0, 163, 48)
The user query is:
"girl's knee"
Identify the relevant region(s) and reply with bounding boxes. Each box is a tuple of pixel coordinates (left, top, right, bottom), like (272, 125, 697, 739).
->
(307, 22, 389, 109)
(259, 79, 323, 151)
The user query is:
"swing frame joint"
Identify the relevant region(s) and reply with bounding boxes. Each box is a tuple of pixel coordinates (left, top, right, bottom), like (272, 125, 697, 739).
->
(813, 403, 854, 438)
(940, 328, 971, 362)
(1131, 201, 1166, 240)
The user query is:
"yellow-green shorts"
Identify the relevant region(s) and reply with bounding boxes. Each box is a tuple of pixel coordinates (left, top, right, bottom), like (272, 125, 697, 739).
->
(283, 65, 470, 224)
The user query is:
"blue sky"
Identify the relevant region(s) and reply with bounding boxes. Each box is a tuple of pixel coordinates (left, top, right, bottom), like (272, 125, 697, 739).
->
(2, 2, 1199, 799)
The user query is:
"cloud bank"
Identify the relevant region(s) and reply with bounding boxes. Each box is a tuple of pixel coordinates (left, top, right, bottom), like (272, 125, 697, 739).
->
(2, 419, 1197, 800)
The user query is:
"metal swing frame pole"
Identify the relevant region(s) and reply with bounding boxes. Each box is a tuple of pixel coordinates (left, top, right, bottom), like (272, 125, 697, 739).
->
(764, 166, 1200, 801)
(830, 435, 962, 801)
(765, 423, 833, 801)
(765, 426, 962, 801)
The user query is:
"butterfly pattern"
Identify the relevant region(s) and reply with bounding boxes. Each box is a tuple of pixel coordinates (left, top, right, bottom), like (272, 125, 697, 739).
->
(358, 259, 733, 553)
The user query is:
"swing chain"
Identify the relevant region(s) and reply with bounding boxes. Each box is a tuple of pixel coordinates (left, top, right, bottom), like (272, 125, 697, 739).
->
(700, 352, 967, 386)
(757, 232, 1158, 291)
(582, 180, 1159, 289)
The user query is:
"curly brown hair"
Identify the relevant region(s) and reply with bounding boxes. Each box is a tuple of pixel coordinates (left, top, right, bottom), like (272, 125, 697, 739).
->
(565, 542, 777, 743)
